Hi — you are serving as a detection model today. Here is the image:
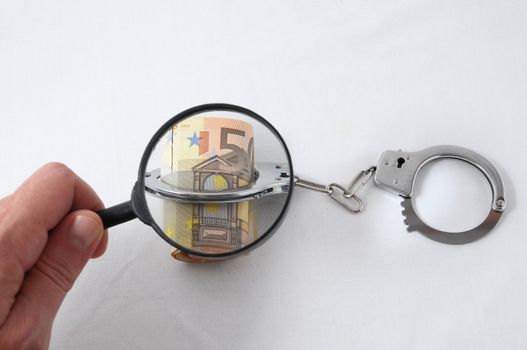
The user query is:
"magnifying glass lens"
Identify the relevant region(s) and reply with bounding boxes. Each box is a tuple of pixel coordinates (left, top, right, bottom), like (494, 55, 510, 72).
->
(143, 109, 292, 258)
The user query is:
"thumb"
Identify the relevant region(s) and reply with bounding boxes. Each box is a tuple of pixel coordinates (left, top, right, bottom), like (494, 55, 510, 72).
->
(5, 210, 104, 345)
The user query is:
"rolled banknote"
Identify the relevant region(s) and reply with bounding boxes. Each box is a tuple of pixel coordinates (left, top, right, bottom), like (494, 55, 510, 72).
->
(159, 117, 257, 260)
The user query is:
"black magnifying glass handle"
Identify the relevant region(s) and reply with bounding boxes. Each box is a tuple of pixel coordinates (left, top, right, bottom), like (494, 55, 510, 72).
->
(97, 201, 137, 229)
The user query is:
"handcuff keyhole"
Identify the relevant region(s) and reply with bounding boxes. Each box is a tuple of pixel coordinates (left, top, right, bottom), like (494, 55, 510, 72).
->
(397, 157, 406, 168)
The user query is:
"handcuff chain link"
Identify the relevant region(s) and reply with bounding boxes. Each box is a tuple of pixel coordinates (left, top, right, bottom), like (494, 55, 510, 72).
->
(294, 166, 376, 213)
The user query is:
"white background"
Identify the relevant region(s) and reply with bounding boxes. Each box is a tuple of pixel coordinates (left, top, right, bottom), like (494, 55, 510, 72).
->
(1, 1, 526, 349)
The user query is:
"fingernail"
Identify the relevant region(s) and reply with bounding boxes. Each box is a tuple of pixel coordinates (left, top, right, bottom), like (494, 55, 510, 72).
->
(68, 215, 103, 249)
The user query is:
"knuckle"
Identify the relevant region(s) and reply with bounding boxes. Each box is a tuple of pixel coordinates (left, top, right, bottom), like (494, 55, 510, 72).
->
(0, 254, 24, 297)
(41, 162, 73, 179)
(32, 255, 76, 294)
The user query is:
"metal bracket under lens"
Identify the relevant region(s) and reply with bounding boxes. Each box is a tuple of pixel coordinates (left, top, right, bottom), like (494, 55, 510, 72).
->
(145, 162, 291, 203)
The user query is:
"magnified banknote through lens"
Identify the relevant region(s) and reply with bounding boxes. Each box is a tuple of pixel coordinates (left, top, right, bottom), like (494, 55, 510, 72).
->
(143, 109, 292, 261)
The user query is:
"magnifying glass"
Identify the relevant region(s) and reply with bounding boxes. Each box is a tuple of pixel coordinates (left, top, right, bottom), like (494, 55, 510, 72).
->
(97, 104, 294, 262)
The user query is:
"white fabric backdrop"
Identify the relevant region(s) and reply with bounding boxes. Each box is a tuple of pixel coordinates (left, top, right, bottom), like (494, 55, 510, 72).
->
(1, 1, 526, 349)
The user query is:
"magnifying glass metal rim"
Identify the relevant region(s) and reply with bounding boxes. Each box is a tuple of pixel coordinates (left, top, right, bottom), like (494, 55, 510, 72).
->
(128, 103, 295, 259)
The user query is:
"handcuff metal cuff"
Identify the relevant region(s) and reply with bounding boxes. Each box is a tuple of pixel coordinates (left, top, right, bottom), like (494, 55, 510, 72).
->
(374, 145, 505, 244)
(146, 145, 506, 245)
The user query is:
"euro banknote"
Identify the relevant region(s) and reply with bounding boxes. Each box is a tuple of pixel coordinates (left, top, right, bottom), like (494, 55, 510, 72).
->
(159, 117, 257, 261)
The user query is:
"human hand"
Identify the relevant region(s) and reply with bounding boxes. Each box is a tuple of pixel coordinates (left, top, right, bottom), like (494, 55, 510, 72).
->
(0, 163, 107, 349)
